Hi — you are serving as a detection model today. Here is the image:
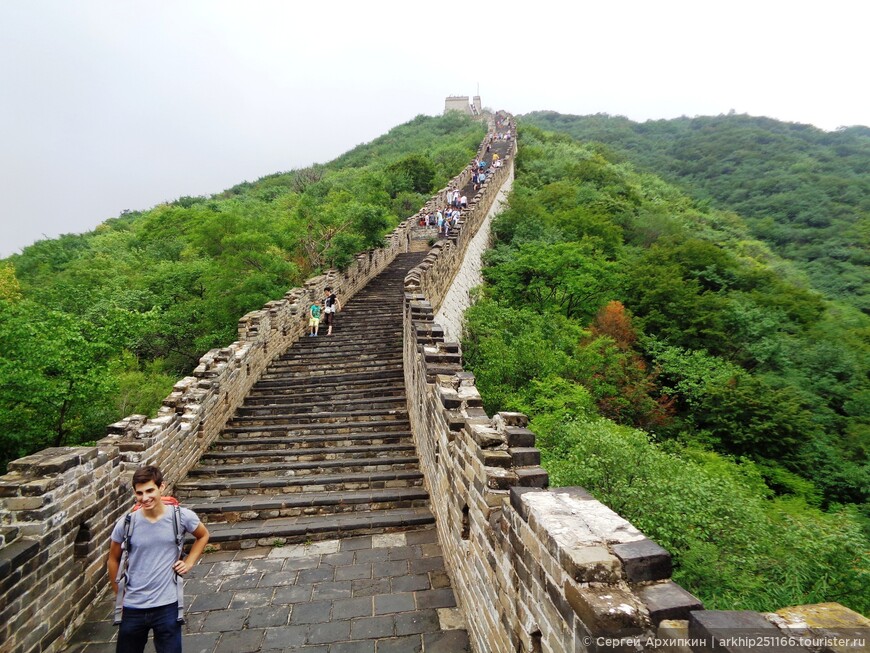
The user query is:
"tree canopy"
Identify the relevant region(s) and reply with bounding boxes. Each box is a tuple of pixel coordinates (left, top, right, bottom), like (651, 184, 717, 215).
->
(522, 111, 870, 312)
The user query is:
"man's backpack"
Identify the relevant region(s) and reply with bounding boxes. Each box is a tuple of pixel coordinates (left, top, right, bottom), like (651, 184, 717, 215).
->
(113, 497, 186, 625)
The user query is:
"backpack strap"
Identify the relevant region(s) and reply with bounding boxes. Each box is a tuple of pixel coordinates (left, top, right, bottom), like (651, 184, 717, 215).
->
(172, 505, 186, 624)
(113, 513, 134, 625)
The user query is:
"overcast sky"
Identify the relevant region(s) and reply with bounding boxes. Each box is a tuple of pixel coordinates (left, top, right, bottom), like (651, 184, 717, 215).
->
(1, 0, 868, 258)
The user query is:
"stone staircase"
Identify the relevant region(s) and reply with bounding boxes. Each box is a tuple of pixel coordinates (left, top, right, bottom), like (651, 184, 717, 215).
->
(175, 252, 433, 548)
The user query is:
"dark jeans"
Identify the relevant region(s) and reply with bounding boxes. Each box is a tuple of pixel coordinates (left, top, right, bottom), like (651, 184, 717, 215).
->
(117, 602, 181, 653)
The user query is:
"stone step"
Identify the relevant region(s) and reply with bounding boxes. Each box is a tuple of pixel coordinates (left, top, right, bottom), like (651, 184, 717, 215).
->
(275, 344, 399, 362)
(227, 408, 408, 428)
(214, 430, 413, 449)
(262, 354, 402, 370)
(293, 327, 402, 340)
(287, 339, 402, 355)
(235, 396, 406, 417)
(222, 419, 410, 437)
(247, 371, 404, 395)
(295, 327, 403, 341)
(243, 384, 406, 405)
(271, 350, 402, 366)
(186, 455, 421, 478)
(200, 443, 417, 465)
(305, 310, 402, 320)
(260, 357, 403, 377)
(288, 332, 402, 352)
(201, 506, 436, 549)
(175, 469, 424, 497)
(227, 414, 409, 430)
(250, 366, 404, 388)
(187, 487, 431, 524)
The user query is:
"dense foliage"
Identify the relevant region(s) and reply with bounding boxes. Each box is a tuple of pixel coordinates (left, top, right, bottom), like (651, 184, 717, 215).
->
(522, 111, 870, 312)
(463, 123, 869, 612)
(0, 113, 485, 468)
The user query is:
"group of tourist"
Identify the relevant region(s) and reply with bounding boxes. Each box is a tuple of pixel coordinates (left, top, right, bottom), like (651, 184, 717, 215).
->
(419, 207, 462, 236)
(493, 116, 512, 141)
(472, 159, 488, 191)
(448, 188, 468, 209)
(413, 124, 515, 243)
(307, 286, 341, 337)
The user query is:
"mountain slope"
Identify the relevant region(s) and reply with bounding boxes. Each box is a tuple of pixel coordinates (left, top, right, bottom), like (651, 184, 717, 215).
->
(522, 111, 870, 311)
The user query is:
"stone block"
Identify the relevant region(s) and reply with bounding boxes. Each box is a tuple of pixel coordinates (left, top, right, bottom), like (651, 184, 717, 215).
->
(477, 449, 512, 469)
(7, 447, 93, 476)
(775, 602, 870, 630)
(438, 388, 462, 409)
(2, 496, 48, 511)
(445, 410, 465, 433)
(560, 545, 621, 583)
(21, 477, 64, 496)
(465, 406, 489, 421)
(656, 620, 693, 653)
(0, 526, 20, 549)
(493, 412, 529, 430)
(486, 468, 519, 490)
(638, 582, 703, 624)
(509, 487, 545, 522)
(509, 447, 541, 467)
(504, 427, 536, 448)
(0, 538, 40, 578)
(773, 603, 870, 653)
(558, 486, 595, 502)
(565, 582, 645, 635)
(612, 538, 672, 582)
(689, 610, 810, 653)
(515, 467, 548, 488)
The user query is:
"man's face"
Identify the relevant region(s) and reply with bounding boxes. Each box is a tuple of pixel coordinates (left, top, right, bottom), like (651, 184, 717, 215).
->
(133, 480, 163, 510)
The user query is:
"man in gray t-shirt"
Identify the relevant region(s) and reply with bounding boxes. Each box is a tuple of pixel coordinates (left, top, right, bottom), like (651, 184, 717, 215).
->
(107, 466, 209, 653)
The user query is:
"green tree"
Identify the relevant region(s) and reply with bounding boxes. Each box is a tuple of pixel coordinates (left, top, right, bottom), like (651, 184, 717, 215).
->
(482, 241, 617, 320)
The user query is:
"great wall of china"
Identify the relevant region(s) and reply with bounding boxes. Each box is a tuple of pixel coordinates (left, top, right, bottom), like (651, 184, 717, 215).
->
(1, 112, 866, 653)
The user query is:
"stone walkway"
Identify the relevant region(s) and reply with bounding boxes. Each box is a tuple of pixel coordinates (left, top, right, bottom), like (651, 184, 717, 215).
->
(66, 527, 469, 653)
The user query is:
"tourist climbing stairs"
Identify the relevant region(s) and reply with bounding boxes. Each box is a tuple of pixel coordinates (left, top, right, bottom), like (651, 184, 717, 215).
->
(174, 252, 432, 548)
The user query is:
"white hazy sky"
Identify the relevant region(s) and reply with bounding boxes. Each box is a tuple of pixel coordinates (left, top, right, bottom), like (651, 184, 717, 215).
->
(1, 0, 868, 258)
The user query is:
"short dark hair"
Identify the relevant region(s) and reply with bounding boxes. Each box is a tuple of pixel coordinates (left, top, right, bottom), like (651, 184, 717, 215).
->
(324, 286, 332, 292)
(132, 465, 163, 488)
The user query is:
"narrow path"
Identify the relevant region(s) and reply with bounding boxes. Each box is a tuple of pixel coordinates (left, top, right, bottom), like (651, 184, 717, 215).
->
(66, 253, 471, 653)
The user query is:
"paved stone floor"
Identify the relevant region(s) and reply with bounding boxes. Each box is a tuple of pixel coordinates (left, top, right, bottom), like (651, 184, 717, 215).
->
(65, 528, 470, 653)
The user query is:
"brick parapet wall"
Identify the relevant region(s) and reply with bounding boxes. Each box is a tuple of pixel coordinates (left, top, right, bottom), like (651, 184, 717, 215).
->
(0, 121, 499, 653)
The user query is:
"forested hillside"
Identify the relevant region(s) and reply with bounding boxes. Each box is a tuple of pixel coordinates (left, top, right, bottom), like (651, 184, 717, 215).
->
(0, 113, 485, 469)
(463, 124, 869, 613)
(522, 111, 870, 312)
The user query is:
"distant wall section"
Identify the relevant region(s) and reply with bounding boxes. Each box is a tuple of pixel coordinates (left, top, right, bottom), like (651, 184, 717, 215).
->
(445, 95, 482, 116)
(434, 164, 512, 340)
